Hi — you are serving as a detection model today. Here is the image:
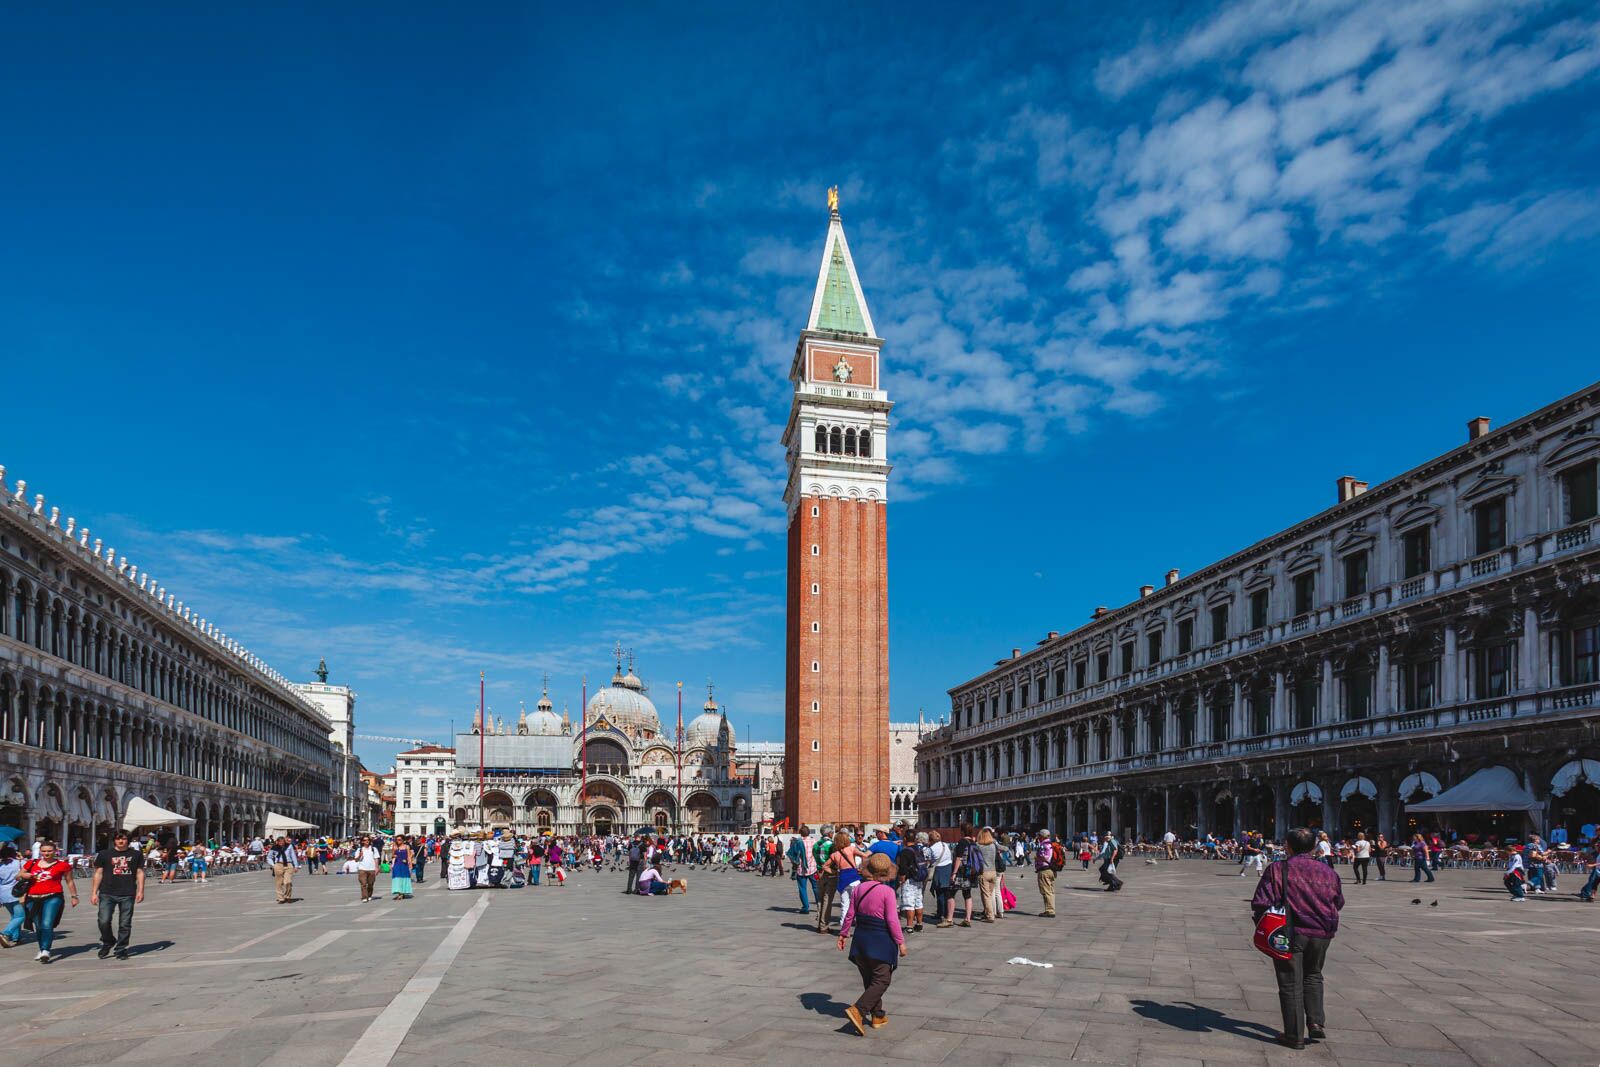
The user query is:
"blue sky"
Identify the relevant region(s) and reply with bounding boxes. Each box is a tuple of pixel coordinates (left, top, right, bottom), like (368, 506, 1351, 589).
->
(3, 3, 1598, 773)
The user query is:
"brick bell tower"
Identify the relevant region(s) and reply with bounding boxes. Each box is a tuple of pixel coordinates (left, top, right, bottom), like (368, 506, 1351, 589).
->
(783, 187, 891, 830)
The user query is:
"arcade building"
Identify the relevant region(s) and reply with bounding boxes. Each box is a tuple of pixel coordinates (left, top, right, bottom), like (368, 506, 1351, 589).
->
(918, 382, 1600, 846)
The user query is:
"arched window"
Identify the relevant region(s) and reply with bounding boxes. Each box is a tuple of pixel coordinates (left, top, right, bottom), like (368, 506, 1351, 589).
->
(815, 425, 827, 454)
(859, 431, 871, 458)
(844, 428, 857, 456)
(830, 426, 843, 454)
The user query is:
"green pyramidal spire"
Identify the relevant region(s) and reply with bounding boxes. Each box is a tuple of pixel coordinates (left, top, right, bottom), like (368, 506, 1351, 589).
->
(807, 198, 876, 337)
(817, 238, 867, 333)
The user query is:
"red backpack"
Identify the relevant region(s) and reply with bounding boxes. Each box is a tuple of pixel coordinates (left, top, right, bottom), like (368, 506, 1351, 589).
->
(1049, 842, 1067, 872)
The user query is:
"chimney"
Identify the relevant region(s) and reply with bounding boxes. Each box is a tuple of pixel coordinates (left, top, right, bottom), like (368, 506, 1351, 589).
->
(1139, 584, 1154, 598)
(1164, 568, 1180, 586)
(1336, 476, 1369, 503)
(1011, 647, 1021, 659)
(1092, 606, 1110, 619)
(1467, 416, 1491, 440)
(1046, 631, 1059, 640)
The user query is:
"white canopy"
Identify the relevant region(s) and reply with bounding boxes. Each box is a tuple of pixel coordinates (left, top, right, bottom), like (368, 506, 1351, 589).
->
(265, 812, 319, 834)
(1399, 771, 1442, 800)
(1551, 759, 1600, 797)
(1341, 776, 1378, 801)
(121, 797, 195, 830)
(1290, 781, 1323, 805)
(1406, 766, 1541, 813)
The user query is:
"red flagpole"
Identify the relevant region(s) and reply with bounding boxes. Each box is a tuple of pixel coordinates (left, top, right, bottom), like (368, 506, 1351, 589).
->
(676, 681, 683, 835)
(478, 671, 485, 829)
(579, 673, 588, 830)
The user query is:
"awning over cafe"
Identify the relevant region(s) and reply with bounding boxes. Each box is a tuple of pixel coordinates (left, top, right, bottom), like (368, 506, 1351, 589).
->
(1405, 766, 1540, 813)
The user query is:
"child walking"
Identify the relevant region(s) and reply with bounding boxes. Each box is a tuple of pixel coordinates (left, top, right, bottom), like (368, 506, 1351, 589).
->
(837, 853, 906, 1036)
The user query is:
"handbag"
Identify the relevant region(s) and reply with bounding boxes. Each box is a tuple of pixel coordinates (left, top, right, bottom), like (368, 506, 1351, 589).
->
(1253, 860, 1295, 961)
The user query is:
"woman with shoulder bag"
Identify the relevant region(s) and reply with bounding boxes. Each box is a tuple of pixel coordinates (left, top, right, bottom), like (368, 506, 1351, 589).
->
(1250, 828, 1345, 1050)
(4, 841, 78, 961)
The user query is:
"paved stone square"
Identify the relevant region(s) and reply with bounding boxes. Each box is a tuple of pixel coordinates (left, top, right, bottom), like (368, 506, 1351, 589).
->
(3, 858, 1599, 1066)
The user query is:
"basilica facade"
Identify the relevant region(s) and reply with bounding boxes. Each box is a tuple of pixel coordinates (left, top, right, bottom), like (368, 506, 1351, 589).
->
(448, 650, 758, 835)
(918, 383, 1600, 845)
(0, 466, 335, 849)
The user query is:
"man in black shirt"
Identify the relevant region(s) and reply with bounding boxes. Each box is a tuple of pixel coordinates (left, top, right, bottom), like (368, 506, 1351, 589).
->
(91, 830, 145, 960)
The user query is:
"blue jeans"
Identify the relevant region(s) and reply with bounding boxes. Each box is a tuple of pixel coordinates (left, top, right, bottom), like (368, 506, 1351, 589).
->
(6, 895, 64, 951)
(1412, 861, 1434, 882)
(529, 864, 542, 885)
(796, 874, 815, 911)
(1581, 868, 1600, 900)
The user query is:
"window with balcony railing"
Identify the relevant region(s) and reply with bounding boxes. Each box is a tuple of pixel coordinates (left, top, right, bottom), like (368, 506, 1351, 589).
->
(1565, 622, 1599, 686)
(1120, 642, 1135, 675)
(1474, 497, 1507, 554)
(1402, 527, 1431, 579)
(1210, 604, 1229, 644)
(1250, 688, 1272, 735)
(1096, 652, 1110, 682)
(1293, 572, 1316, 616)
(1210, 699, 1231, 741)
(1342, 551, 1368, 597)
(1400, 659, 1437, 711)
(1054, 668, 1066, 697)
(1177, 618, 1193, 655)
(1147, 631, 1163, 664)
(1565, 460, 1598, 525)
(1343, 670, 1372, 720)
(1250, 589, 1270, 630)
(1074, 661, 1087, 690)
(1473, 642, 1513, 698)
(1292, 678, 1319, 729)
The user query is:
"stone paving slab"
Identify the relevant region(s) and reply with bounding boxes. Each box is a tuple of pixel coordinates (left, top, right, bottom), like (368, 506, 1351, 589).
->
(1, 859, 1597, 1065)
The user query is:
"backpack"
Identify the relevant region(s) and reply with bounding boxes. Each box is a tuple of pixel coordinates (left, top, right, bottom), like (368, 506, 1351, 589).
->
(895, 846, 919, 881)
(1048, 842, 1066, 872)
(964, 840, 986, 876)
(628, 842, 642, 864)
(994, 846, 1008, 873)
(913, 844, 931, 882)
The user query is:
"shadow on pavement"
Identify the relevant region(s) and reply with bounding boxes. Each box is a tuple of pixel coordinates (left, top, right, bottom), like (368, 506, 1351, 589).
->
(1130, 1000, 1277, 1043)
(799, 991, 847, 1019)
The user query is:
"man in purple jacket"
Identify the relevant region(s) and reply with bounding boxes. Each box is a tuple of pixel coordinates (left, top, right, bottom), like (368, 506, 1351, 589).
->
(1251, 827, 1345, 1050)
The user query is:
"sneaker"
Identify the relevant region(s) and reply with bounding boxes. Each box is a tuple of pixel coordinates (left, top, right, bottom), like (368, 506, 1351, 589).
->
(0, 935, 15, 948)
(914, 923, 924, 932)
(98, 945, 112, 959)
(1307, 1025, 1326, 1040)
(958, 919, 972, 927)
(1511, 896, 1524, 902)
(981, 917, 995, 923)
(1042, 911, 1057, 917)
(37, 951, 52, 964)
(870, 1013, 888, 1029)
(844, 1005, 867, 1036)
(115, 951, 129, 960)
(936, 920, 953, 928)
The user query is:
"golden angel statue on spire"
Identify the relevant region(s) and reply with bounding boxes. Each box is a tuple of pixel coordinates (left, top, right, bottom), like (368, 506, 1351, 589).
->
(827, 185, 839, 213)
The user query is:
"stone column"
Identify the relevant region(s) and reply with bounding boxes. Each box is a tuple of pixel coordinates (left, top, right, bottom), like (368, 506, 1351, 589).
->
(1442, 626, 1460, 703)
(1375, 643, 1392, 718)
(1321, 656, 1335, 724)
(1273, 672, 1287, 733)
(1195, 788, 1210, 838)
(1231, 680, 1244, 740)
(1163, 787, 1175, 837)
(1135, 793, 1148, 840)
(1376, 771, 1396, 841)
(1518, 605, 1540, 691)
(1322, 781, 1339, 835)
(1110, 715, 1124, 761)
(1273, 784, 1291, 840)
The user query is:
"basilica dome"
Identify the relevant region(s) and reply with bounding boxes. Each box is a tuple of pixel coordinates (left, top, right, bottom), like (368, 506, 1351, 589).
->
(685, 688, 733, 749)
(587, 686, 661, 739)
